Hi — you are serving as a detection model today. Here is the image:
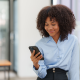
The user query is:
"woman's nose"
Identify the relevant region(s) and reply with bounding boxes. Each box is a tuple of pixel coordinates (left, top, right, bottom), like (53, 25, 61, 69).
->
(49, 25, 53, 29)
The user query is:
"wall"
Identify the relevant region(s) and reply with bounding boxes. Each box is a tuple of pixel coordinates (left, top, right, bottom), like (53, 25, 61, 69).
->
(17, 0, 50, 78)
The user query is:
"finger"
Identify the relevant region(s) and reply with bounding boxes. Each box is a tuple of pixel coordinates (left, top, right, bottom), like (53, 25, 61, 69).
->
(33, 58, 39, 64)
(30, 56, 33, 61)
(34, 52, 40, 58)
(31, 57, 34, 61)
(32, 50, 35, 56)
(30, 54, 35, 61)
(37, 55, 43, 60)
(34, 55, 42, 63)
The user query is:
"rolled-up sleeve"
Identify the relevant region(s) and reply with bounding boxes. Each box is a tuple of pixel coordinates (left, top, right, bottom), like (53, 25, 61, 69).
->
(33, 42, 47, 78)
(33, 60, 47, 78)
(67, 37, 80, 80)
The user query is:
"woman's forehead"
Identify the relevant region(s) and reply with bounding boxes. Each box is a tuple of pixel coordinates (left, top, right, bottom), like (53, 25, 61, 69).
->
(45, 17, 56, 22)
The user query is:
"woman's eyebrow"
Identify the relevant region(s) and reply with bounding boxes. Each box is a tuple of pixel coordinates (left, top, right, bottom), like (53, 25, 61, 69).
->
(45, 21, 55, 23)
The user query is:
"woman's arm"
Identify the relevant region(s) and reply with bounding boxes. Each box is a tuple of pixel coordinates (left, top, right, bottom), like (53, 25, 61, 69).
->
(30, 50, 42, 69)
(67, 37, 79, 80)
(30, 49, 47, 78)
(32, 43, 47, 79)
(33, 60, 47, 78)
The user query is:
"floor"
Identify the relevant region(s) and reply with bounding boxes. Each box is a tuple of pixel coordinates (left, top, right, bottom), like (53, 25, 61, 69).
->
(11, 77, 37, 80)
(0, 71, 37, 80)
(0, 71, 80, 80)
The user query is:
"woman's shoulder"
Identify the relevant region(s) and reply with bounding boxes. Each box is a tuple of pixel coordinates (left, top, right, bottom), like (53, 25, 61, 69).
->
(35, 36, 51, 45)
(68, 33, 78, 42)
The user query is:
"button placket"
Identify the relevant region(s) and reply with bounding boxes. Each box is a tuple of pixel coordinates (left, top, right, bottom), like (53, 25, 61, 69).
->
(53, 68, 55, 73)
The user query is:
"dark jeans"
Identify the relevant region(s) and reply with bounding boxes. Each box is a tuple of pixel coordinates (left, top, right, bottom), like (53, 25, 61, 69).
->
(36, 68, 68, 80)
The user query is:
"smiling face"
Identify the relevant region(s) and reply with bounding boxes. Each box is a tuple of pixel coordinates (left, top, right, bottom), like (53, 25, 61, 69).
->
(44, 17, 60, 40)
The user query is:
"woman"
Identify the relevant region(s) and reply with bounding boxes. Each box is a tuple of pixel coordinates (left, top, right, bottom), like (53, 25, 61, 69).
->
(30, 4, 79, 80)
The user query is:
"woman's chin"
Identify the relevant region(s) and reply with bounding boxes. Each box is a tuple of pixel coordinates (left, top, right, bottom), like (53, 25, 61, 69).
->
(49, 34, 55, 37)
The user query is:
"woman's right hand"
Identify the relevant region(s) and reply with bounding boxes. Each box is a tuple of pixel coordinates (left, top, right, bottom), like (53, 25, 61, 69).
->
(30, 50, 43, 70)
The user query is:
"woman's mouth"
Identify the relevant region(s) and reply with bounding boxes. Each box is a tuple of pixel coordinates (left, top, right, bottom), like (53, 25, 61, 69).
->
(49, 30, 55, 33)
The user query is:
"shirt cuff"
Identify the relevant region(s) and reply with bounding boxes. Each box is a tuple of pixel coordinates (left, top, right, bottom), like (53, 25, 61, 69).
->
(33, 65, 42, 75)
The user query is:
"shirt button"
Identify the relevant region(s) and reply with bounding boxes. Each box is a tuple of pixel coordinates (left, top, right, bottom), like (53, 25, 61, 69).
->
(53, 71, 55, 73)
(53, 68, 55, 70)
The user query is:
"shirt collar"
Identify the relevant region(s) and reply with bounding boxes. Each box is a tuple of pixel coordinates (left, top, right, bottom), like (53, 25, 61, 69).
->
(46, 35, 61, 43)
(46, 36, 52, 43)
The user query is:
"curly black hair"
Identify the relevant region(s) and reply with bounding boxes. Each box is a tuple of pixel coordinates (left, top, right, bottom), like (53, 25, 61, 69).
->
(36, 4, 76, 41)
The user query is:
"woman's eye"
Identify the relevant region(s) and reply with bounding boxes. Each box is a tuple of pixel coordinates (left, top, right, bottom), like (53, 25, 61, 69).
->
(52, 24, 56, 26)
(45, 24, 56, 26)
(45, 24, 48, 26)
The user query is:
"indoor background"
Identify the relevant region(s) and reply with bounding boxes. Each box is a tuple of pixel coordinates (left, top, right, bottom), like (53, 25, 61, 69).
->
(0, 0, 80, 80)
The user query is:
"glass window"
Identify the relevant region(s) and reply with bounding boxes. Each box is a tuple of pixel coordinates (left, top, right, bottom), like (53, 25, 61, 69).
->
(0, 0, 9, 60)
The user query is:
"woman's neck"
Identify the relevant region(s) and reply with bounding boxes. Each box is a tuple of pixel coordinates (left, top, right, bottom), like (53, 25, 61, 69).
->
(52, 33, 60, 43)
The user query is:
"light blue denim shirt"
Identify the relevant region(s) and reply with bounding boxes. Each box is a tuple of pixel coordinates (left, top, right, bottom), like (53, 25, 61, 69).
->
(33, 33, 79, 80)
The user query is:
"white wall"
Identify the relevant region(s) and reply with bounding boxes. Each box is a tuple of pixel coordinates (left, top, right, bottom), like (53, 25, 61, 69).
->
(17, 0, 50, 78)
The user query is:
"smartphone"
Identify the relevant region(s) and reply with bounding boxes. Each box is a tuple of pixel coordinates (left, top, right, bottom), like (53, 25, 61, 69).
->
(29, 46, 44, 60)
